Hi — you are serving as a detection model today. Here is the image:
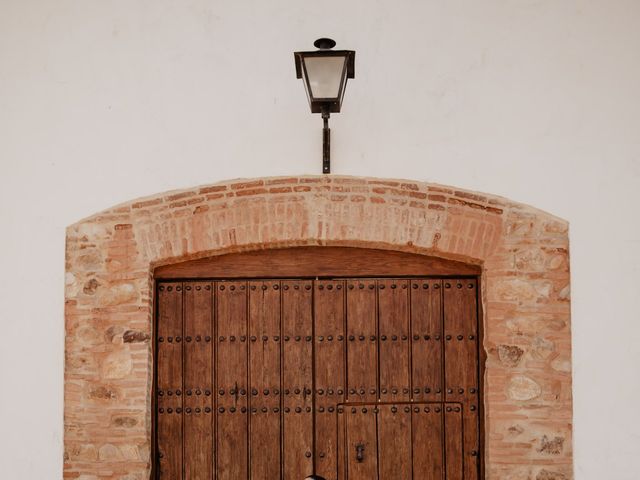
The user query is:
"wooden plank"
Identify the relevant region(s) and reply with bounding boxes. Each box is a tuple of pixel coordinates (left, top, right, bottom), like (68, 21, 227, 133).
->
(444, 405, 464, 480)
(281, 279, 314, 479)
(410, 279, 444, 402)
(248, 280, 281, 480)
(444, 278, 480, 479)
(412, 403, 444, 480)
(215, 281, 248, 480)
(314, 279, 346, 480)
(377, 404, 412, 479)
(344, 405, 378, 480)
(443, 279, 478, 400)
(157, 282, 183, 480)
(378, 279, 410, 402)
(463, 404, 480, 480)
(155, 246, 481, 279)
(183, 281, 214, 480)
(345, 279, 378, 403)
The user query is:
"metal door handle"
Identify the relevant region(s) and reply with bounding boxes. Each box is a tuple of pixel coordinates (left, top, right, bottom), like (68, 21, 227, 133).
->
(356, 443, 365, 463)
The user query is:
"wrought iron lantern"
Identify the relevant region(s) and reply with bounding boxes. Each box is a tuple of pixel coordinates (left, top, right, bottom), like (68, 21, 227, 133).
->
(294, 38, 355, 174)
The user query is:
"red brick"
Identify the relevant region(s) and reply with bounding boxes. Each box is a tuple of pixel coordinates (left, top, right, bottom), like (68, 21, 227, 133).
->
(368, 179, 400, 187)
(235, 188, 268, 197)
(269, 186, 293, 194)
(428, 194, 447, 202)
(199, 185, 227, 194)
(166, 190, 197, 201)
(454, 190, 487, 203)
(231, 180, 264, 190)
(206, 193, 225, 201)
(266, 177, 299, 186)
(132, 198, 162, 209)
(428, 186, 453, 194)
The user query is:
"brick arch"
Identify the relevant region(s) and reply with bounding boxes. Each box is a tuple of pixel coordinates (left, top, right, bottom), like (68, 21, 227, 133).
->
(64, 175, 572, 479)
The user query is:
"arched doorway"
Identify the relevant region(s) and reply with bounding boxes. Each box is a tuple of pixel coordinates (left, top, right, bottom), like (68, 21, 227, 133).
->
(64, 176, 572, 480)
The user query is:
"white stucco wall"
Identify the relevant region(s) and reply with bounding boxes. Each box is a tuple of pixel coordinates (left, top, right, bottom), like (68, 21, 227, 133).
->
(1, 1, 639, 478)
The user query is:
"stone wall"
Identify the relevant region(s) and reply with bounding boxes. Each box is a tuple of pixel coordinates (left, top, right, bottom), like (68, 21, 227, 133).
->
(64, 175, 572, 479)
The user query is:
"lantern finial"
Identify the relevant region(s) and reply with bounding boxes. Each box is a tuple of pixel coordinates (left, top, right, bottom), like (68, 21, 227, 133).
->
(314, 38, 336, 50)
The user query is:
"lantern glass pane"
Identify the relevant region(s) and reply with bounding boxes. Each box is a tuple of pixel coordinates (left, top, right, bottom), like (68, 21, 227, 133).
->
(304, 56, 346, 99)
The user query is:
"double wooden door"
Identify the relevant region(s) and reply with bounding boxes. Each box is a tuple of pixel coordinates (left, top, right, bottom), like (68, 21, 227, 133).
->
(156, 277, 480, 479)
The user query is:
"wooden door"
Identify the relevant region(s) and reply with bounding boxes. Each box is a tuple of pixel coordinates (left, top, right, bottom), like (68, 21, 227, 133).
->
(155, 275, 480, 479)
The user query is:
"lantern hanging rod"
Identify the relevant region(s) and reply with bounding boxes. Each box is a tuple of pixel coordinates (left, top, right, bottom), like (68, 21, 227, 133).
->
(294, 38, 355, 174)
